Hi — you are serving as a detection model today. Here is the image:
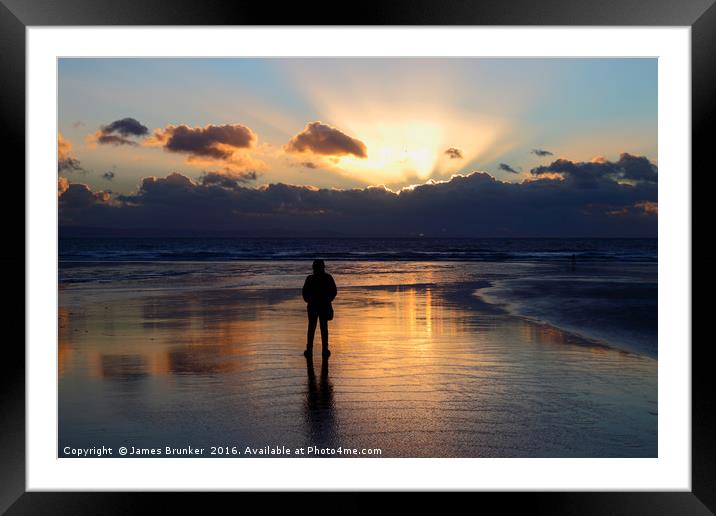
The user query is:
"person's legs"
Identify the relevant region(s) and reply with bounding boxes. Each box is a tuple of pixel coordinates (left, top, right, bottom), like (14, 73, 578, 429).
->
(306, 307, 318, 353)
(318, 311, 329, 354)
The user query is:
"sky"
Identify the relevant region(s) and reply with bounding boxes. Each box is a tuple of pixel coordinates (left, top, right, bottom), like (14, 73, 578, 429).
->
(58, 58, 658, 237)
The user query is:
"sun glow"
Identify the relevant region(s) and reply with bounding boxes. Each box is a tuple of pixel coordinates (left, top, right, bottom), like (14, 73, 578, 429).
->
(321, 113, 510, 186)
(337, 120, 443, 183)
(285, 61, 517, 187)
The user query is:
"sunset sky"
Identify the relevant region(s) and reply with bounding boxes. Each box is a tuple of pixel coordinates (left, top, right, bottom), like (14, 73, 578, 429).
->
(58, 58, 658, 237)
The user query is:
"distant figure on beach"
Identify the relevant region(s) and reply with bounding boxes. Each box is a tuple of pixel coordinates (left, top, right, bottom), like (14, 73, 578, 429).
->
(570, 253, 577, 271)
(302, 260, 337, 358)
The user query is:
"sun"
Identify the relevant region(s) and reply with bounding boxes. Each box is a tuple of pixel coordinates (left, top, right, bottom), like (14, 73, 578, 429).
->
(306, 109, 510, 188)
(334, 120, 446, 185)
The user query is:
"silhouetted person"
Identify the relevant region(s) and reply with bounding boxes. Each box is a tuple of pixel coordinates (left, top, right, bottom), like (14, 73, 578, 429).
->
(302, 260, 337, 358)
(570, 253, 577, 271)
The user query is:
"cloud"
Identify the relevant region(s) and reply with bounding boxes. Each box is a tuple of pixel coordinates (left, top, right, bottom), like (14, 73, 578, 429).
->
(103, 171, 115, 181)
(59, 152, 657, 237)
(531, 149, 553, 157)
(94, 135, 138, 146)
(301, 161, 318, 169)
(103, 118, 149, 137)
(498, 163, 520, 174)
(58, 133, 84, 173)
(616, 153, 659, 183)
(139, 172, 195, 194)
(285, 122, 367, 158)
(58, 176, 69, 196)
(90, 117, 149, 146)
(148, 123, 257, 160)
(58, 181, 111, 223)
(200, 169, 259, 187)
(634, 200, 658, 215)
(61, 183, 110, 206)
(444, 147, 463, 159)
(530, 153, 657, 187)
(606, 201, 657, 217)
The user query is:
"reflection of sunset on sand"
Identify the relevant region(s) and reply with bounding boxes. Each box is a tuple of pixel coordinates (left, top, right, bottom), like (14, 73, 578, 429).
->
(59, 261, 656, 457)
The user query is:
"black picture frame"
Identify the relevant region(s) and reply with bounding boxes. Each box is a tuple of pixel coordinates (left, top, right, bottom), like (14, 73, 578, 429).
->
(2, 0, 712, 513)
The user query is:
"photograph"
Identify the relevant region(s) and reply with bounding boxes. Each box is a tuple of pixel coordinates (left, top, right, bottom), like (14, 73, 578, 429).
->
(56, 57, 659, 459)
(0, 0, 709, 504)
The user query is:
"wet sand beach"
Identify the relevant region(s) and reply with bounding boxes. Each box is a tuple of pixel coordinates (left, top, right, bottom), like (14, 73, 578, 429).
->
(59, 261, 657, 457)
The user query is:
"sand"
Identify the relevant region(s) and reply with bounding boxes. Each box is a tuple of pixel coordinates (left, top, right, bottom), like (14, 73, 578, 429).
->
(59, 261, 657, 457)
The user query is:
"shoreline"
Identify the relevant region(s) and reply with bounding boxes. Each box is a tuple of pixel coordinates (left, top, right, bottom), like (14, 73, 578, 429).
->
(472, 272, 657, 359)
(473, 287, 648, 359)
(58, 260, 657, 457)
(58, 259, 658, 359)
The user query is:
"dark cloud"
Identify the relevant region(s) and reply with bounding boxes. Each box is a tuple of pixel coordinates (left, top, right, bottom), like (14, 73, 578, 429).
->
(58, 182, 111, 223)
(531, 149, 554, 157)
(103, 171, 115, 181)
(138, 172, 195, 194)
(103, 118, 148, 137)
(96, 134, 140, 146)
(301, 161, 318, 169)
(285, 122, 367, 158)
(59, 156, 83, 173)
(200, 170, 259, 187)
(530, 153, 657, 188)
(498, 163, 520, 174)
(93, 117, 149, 146)
(150, 123, 257, 160)
(60, 183, 110, 206)
(59, 153, 657, 237)
(616, 153, 659, 183)
(444, 147, 463, 159)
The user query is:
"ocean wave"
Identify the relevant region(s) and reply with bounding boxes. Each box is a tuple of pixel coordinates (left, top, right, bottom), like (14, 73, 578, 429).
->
(475, 274, 658, 358)
(59, 237, 657, 264)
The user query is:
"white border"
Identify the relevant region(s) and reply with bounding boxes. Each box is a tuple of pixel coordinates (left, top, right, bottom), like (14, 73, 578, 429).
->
(27, 27, 691, 491)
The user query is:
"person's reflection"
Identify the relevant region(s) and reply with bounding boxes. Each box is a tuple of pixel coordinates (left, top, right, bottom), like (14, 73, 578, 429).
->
(304, 356, 337, 448)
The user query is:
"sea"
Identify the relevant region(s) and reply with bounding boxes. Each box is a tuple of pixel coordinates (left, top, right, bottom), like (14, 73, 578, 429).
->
(59, 237, 656, 264)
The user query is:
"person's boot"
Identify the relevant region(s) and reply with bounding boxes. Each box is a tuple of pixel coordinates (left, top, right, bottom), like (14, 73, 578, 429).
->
(322, 348, 331, 358)
(303, 347, 313, 358)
